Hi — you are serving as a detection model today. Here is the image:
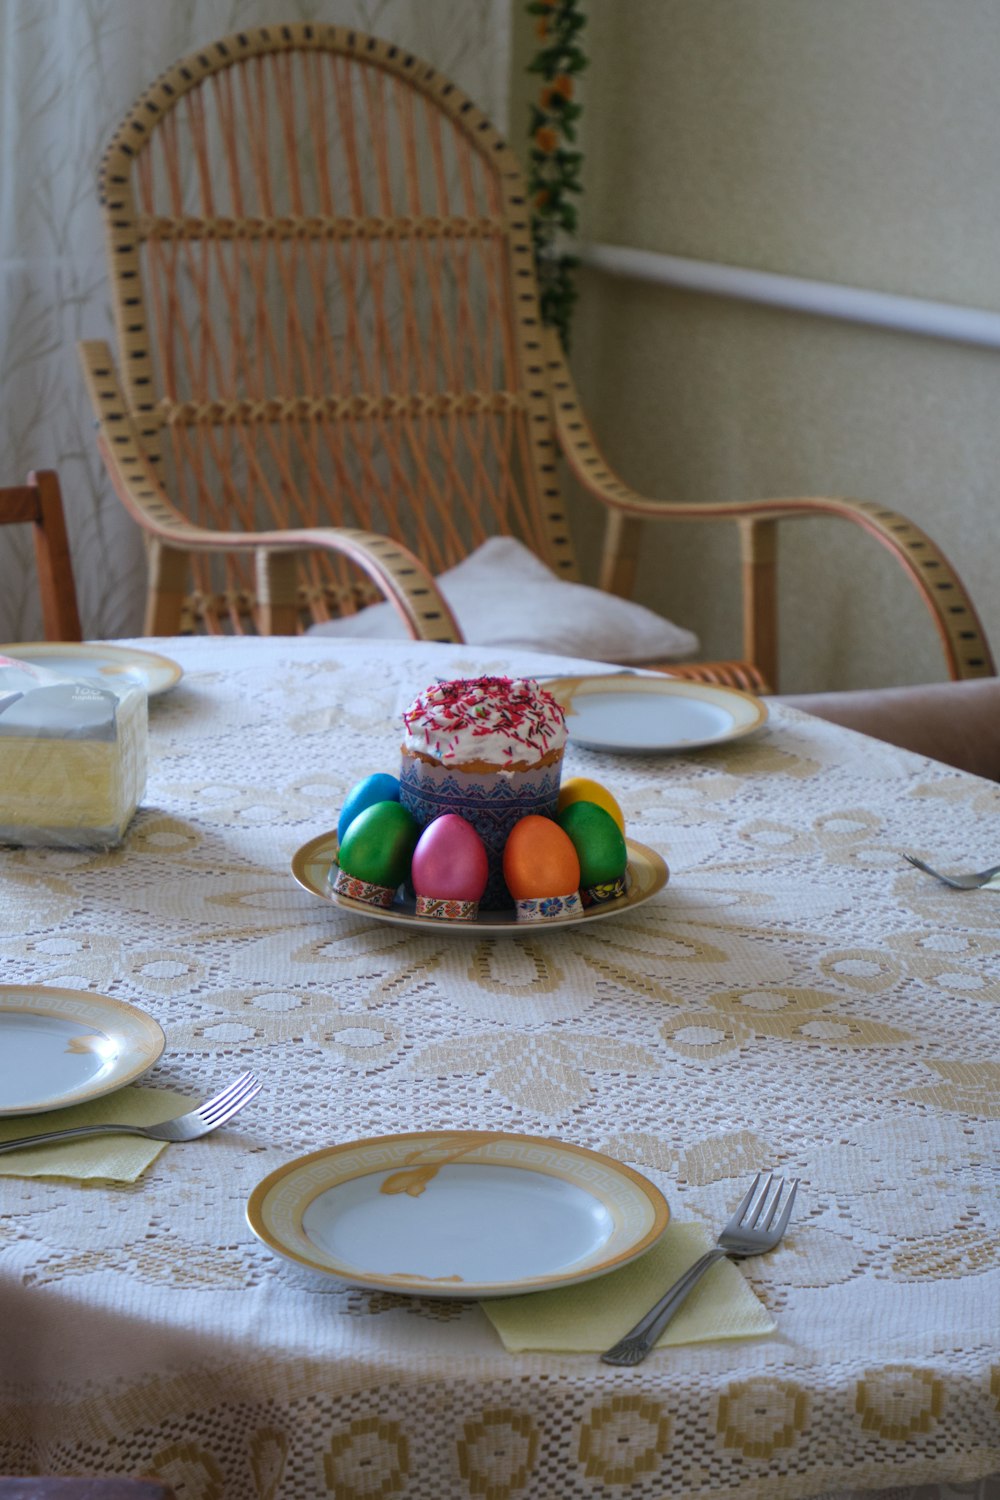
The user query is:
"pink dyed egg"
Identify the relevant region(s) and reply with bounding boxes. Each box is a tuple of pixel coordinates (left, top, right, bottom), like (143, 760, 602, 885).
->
(411, 814, 489, 902)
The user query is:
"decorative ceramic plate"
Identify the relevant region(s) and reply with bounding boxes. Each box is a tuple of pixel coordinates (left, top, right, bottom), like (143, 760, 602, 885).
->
(545, 675, 768, 753)
(291, 831, 668, 933)
(0, 642, 183, 697)
(0, 986, 165, 1116)
(246, 1130, 670, 1298)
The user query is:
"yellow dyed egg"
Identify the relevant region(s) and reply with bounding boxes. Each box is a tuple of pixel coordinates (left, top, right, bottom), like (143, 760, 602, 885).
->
(557, 776, 625, 833)
(503, 815, 581, 900)
(557, 801, 628, 889)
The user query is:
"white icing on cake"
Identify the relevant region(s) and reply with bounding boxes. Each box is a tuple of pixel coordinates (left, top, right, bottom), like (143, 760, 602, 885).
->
(401, 676, 567, 768)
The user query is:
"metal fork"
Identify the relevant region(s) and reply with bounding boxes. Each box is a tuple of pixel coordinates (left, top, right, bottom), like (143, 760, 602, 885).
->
(0, 1071, 262, 1154)
(904, 853, 1000, 891)
(601, 1171, 799, 1367)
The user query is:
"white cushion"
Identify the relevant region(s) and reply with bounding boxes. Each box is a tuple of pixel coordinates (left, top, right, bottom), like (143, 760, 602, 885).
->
(308, 536, 699, 664)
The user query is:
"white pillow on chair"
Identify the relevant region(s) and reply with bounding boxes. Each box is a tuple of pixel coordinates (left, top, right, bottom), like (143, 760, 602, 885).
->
(308, 536, 699, 664)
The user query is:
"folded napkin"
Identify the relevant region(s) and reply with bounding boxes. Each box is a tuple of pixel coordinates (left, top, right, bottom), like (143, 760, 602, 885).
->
(482, 1220, 776, 1353)
(0, 1085, 191, 1182)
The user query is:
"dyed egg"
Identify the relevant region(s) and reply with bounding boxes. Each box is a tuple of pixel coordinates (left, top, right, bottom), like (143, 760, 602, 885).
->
(336, 800, 418, 891)
(412, 815, 489, 919)
(557, 801, 628, 888)
(337, 773, 401, 842)
(503, 815, 581, 900)
(557, 776, 625, 833)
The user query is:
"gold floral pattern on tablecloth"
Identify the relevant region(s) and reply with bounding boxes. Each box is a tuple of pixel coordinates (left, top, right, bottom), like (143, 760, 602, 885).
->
(457, 1409, 539, 1500)
(323, 1417, 410, 1498)
(855, 1367, 946, 1443)
(716, 1378, 810, 1459)
(579, 1395, 673, 1485)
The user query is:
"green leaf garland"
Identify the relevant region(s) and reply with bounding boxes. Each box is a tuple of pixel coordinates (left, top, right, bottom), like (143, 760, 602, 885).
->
(525, 0, 588, 349)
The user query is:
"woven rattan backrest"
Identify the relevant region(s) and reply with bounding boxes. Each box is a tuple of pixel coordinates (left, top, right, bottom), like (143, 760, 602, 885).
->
(97, 24, 578, 619)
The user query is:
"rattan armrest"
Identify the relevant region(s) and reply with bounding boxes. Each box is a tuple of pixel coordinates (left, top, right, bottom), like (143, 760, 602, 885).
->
(543, 330, 994, 686)
(78, 341, 461, 643)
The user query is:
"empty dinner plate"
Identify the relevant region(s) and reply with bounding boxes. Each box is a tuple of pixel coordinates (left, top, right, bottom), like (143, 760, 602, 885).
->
(545, 675, 768, 753)
(0, 642, 183, 697)
(247, 1130, 669, 1297)
(0, 986, 165, 1115)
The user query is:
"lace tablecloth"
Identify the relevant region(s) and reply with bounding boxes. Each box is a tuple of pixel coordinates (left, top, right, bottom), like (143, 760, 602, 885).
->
(0, 636, 997, 1500)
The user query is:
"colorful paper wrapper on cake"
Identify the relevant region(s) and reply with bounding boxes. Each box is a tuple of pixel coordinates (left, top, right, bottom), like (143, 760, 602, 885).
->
(0, 657, 147, 848)
(399, 677, 568, 911)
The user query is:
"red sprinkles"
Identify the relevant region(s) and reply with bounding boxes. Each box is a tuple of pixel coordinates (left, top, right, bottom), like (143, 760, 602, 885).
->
(403, 676, 566, 763)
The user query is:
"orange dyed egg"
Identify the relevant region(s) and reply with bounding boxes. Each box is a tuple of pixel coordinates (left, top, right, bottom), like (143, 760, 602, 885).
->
(503, 815, 581, 900)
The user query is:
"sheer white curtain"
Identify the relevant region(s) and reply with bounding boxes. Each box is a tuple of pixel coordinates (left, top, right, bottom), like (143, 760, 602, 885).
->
(0, 0, 511, 641)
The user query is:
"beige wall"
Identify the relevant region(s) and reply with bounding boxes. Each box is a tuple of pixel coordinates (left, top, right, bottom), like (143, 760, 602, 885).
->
(510, 0, 1000, 692)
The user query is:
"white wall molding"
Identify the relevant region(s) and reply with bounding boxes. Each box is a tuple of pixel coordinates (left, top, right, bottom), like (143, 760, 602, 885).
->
(576, 241, 1000, 352)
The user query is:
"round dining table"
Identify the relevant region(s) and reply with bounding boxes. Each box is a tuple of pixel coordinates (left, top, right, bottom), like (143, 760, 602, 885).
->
(0, 634, 996, 1500)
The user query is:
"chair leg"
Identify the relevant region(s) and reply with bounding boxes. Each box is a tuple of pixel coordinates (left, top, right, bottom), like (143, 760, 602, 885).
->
(598, 511, 642, 598)
(29, 470, 83, 642)
(255, 549, 301, 635)
(144, 539, 189, 635)
(739, 517, 778, 693)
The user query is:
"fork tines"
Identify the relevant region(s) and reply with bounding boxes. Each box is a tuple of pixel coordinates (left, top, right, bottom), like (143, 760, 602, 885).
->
(739, 1171, 799, 1233)
(199, 1071, 262, 1124)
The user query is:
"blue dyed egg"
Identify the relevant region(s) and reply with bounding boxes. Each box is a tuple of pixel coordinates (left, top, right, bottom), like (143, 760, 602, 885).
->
(338, 772, 401, 841)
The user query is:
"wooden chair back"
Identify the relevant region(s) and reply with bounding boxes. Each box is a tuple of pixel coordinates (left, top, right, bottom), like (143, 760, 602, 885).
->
(95, 24, 575, 634)
(0, 471, 83, 641)
(0, 1482, 174, 1500)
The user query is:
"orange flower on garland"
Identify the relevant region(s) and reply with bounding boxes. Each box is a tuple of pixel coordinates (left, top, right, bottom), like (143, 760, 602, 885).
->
(526, 0, 587, 349)
(541, 75, 574, 107)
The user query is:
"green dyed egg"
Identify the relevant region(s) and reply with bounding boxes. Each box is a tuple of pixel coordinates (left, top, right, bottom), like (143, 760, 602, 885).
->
(557, 801, 628, 888)
(337, 800, 418, 890)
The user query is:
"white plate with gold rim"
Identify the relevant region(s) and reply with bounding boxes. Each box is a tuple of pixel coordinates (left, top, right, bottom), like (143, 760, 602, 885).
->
(290, 830, 668, 933)
(0, 986, 165, 1116)
(545, 674, 768, 753)
(0, 642, 183, 697)
(246, 1130, 670, 1298)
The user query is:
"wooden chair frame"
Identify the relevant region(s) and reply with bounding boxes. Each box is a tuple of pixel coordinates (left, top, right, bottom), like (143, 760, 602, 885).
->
(80, 23, 994, 685)
(0, 1482, 174, 1500)
(0, 471, 83, 642)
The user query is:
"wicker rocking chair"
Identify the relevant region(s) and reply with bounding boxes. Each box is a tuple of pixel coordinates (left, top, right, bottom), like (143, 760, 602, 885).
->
(79, 24, 993, 689)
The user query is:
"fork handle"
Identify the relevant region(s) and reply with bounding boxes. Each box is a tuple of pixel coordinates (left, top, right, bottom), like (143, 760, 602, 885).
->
(600, 1247, 730, 1366)
(0, 1123, 150, 1154)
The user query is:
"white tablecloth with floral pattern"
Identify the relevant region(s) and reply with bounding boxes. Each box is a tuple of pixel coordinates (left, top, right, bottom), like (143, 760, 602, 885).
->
(0, 636, 997, 1500)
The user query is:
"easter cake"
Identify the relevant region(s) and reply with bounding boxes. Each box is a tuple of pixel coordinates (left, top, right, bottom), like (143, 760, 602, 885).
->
(398, 676, 567, 909)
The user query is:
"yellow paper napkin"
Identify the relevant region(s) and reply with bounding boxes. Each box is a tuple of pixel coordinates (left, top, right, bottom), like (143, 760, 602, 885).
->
(482, 1220, 776, 1353)
(0, 1085, 192, 1182)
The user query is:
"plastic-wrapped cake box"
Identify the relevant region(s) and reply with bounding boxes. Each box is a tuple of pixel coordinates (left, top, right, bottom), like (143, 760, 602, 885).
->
(0, 656, 148, 847)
